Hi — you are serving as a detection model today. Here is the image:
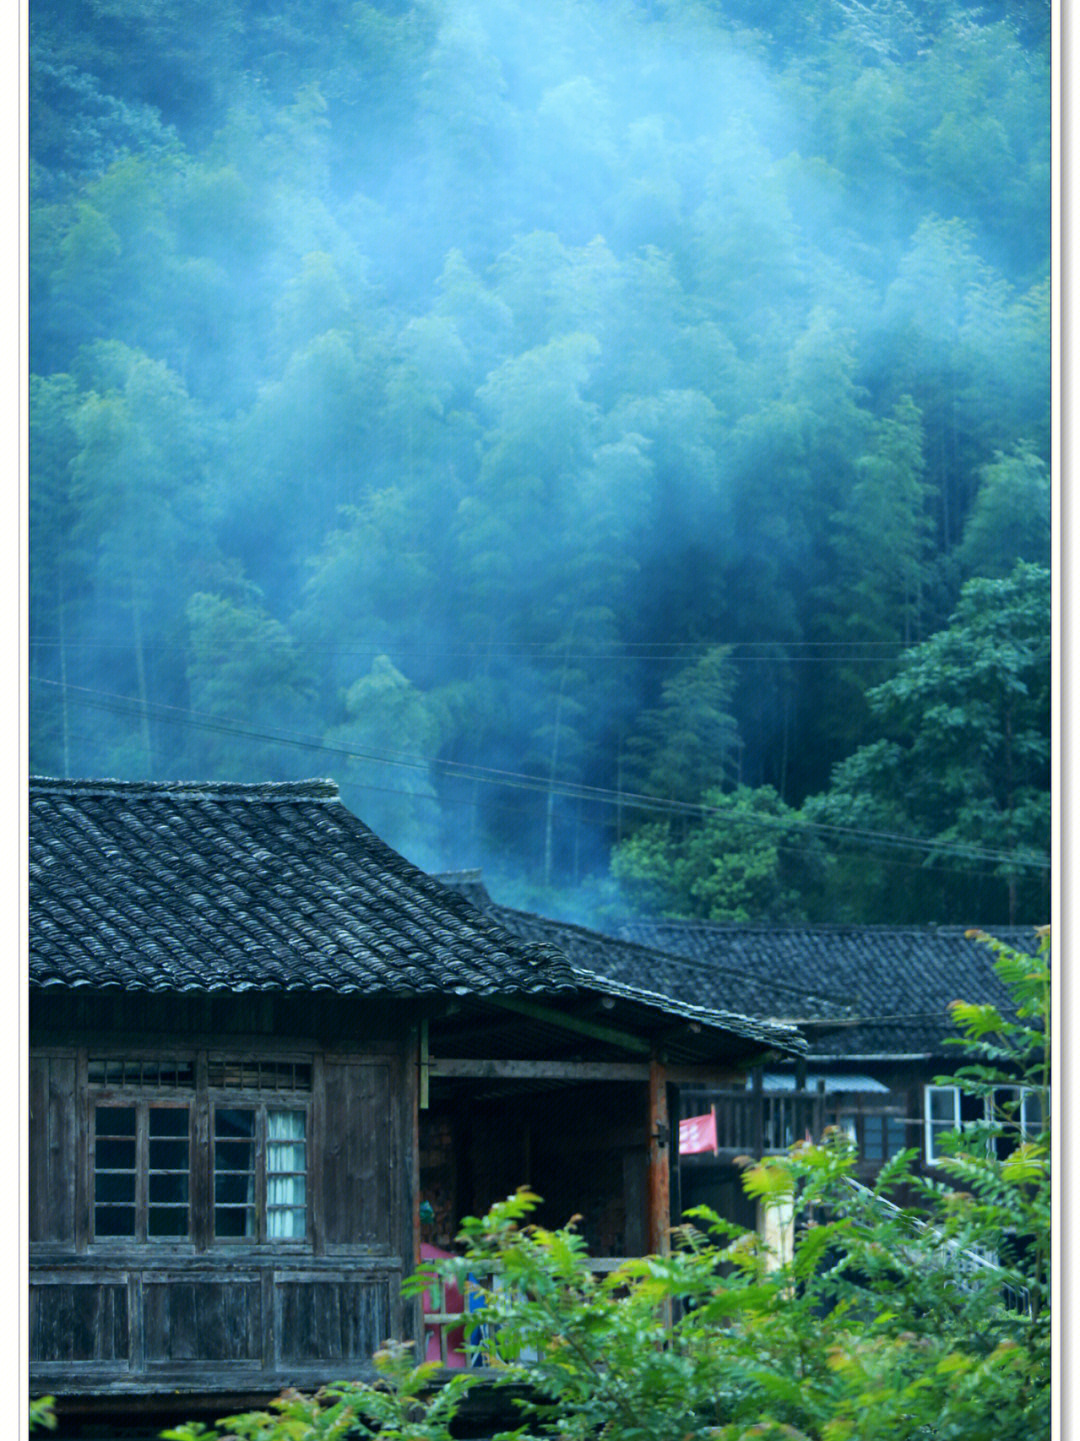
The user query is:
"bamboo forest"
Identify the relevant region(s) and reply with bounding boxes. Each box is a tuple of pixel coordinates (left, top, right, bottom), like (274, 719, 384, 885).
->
(29, 0, 1051, 927)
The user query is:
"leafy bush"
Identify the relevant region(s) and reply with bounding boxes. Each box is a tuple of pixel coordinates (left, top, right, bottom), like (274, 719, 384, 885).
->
(164, 930, 1049, 1441)
(28, 1396, 56, 1434)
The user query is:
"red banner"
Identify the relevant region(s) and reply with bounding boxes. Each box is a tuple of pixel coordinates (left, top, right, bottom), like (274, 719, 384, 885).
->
(679, 1110, 718, 1155)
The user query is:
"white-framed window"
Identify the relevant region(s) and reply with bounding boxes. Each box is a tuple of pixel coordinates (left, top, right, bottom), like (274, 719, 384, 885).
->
(987, 1086, 1042, 1156)
(924, 1085, 962, 1165)
(924, 1083, 1043, 1166)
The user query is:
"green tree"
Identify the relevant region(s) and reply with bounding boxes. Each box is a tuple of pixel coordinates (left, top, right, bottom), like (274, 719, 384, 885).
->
(185, 589, 314, 780)
(325, 656, 449, 867)
(829, 394, 933, 647)
(612, 784, 819, 922)
(623, 647, 742, 805)
(958, 442, 1050, 580)
(68, 344, 209, 775)
(804, 563, 1050, 923)
(29, 373, 86, 776)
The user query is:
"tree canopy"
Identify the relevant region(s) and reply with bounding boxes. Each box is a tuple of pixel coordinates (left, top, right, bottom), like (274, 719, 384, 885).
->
(29, 0, 1050, 926)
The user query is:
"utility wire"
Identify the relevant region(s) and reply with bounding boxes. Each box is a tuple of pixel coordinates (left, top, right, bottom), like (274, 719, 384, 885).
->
(26, 635, 962, 664)
(34, 675, 1051, 873)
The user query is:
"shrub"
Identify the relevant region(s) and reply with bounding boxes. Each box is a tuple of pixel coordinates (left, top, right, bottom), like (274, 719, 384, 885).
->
(163, 929, 1050, 1441)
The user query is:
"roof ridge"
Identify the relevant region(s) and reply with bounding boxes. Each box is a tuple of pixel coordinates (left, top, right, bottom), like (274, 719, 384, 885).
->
(620, 920, 1039, 938)
(29, 777, 341, 802)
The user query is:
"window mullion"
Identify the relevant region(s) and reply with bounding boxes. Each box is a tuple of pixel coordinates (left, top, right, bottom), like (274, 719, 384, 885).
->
(136, 1103, 149, 1243)
(257, 1106, 267, 1245)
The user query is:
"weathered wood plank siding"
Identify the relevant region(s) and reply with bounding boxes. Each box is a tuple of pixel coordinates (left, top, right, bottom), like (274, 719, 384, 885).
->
(144, 1279, 263, 1363)
(322, 1060, 393, 1250)
(29, 1279, 130, 1362)
(276, 1275, 392, 1363)
(29, 1053, 77, 1245)
(29, 1023, 415, 1397)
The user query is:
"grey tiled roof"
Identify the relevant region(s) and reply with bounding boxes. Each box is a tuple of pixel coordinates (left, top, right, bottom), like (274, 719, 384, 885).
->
(30, 778, 577, 996)
(618, 921, 1038, 1057)
(430, 875, 852, 1027)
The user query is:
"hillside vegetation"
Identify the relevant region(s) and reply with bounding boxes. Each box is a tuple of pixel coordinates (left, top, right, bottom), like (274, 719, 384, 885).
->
(30, 0, 1051, 925)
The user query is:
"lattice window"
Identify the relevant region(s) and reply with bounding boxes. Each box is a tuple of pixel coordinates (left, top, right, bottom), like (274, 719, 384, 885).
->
(92, 1103, 190, 1241)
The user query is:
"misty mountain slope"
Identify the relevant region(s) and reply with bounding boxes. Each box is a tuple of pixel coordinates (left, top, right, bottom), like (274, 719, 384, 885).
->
(29, 0, 1050, 927)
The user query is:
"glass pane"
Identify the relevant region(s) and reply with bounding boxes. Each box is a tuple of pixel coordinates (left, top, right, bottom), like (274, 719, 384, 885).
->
(215, 1171, 252, 1205)
(96, 1137, 137, 1171)
(267, 1207, 305, 1239)
(96, 1171, 136, 1204)
(267, 1110, 307, 1239)
(214, 1107, 255, 1239)
(214, 1207, 253, 1237)
(96, 1106, 136, 1137)
(150, 1108, 189, 1137)
(215, 1143, 254, 1174)
(95, 1205, 135, 1236)
(216, 1108, 256, 1139)
(929, 1089, 957, 1123)
(886, 1118, 906, 1155)
(148, 1106, 190, 1239)
(862, 1120, 883, 1162)
(95, 1106, 137, 1238)
(149, 1170, 189, 1205)
(148, 1206, 189, 1237)
(149, 1138, 189, 1169)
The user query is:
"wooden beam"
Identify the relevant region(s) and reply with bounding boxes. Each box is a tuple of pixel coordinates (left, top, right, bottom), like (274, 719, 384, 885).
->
(429, 1058, 651, 1081)
(486, 996, 651, 1053)
(419, 1018, 430, 1110)
(665, 1064, 743, 1086)
(646, 1055, 671, 1256)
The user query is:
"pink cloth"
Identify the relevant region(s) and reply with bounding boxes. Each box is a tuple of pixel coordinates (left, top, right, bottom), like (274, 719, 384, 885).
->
(420, 1241, 468, 1366)
(679, 1110, 719, 1155)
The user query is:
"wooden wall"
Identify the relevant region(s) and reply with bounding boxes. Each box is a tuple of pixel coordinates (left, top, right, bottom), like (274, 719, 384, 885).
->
(29, 994, 418, 1396)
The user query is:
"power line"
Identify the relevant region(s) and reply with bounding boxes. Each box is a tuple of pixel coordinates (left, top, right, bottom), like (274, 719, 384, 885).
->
(25, 635, 947, 665)
(33, 675, 1051, 873)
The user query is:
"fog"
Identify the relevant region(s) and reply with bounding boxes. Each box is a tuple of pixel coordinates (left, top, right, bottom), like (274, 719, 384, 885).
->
(30, 0, 1051, 925)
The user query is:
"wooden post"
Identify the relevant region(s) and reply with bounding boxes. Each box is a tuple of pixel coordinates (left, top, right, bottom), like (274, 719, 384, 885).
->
(647, 1056, 671, 1256)
(404, 1026, 423, 1354)
(419, 1017, 430, 1111)
(815, 1078, 826, 1142)
(752, 1065, 765, 1158)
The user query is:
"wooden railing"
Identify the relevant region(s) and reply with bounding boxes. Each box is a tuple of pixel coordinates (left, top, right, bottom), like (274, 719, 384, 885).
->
(420, 1257, 630, 1368)
(681, 1082, 831, 1156)
(679, 1085, 916, 1163)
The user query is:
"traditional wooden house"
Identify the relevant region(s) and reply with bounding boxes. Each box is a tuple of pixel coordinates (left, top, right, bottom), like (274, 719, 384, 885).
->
(433, 877, 1040, 1220)
(618, 919, 1042, 1198)
(29, 778, 803, 1427)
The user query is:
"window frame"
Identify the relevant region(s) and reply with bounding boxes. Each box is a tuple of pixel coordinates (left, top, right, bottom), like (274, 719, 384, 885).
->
(924, 1082, 1042, 1166)
(91, 1099, 193, 1245)
(85, 1049, 313, 1251)
(210, 1099, 309, 1246)
(924, 1084, 962, 1166)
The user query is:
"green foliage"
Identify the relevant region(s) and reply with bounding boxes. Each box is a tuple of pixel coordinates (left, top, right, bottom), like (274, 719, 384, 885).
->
(622, 646, 741, 804)
(28, 0, 1049, 916)
(804, 563, 1050, 923)
(163, 933, 1049, 1441)
(160, 1342, 475, 1441)
(958, 443, 1051, 580)
(28, 1396, 56, 1434)
(612, 784, 824, 922)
